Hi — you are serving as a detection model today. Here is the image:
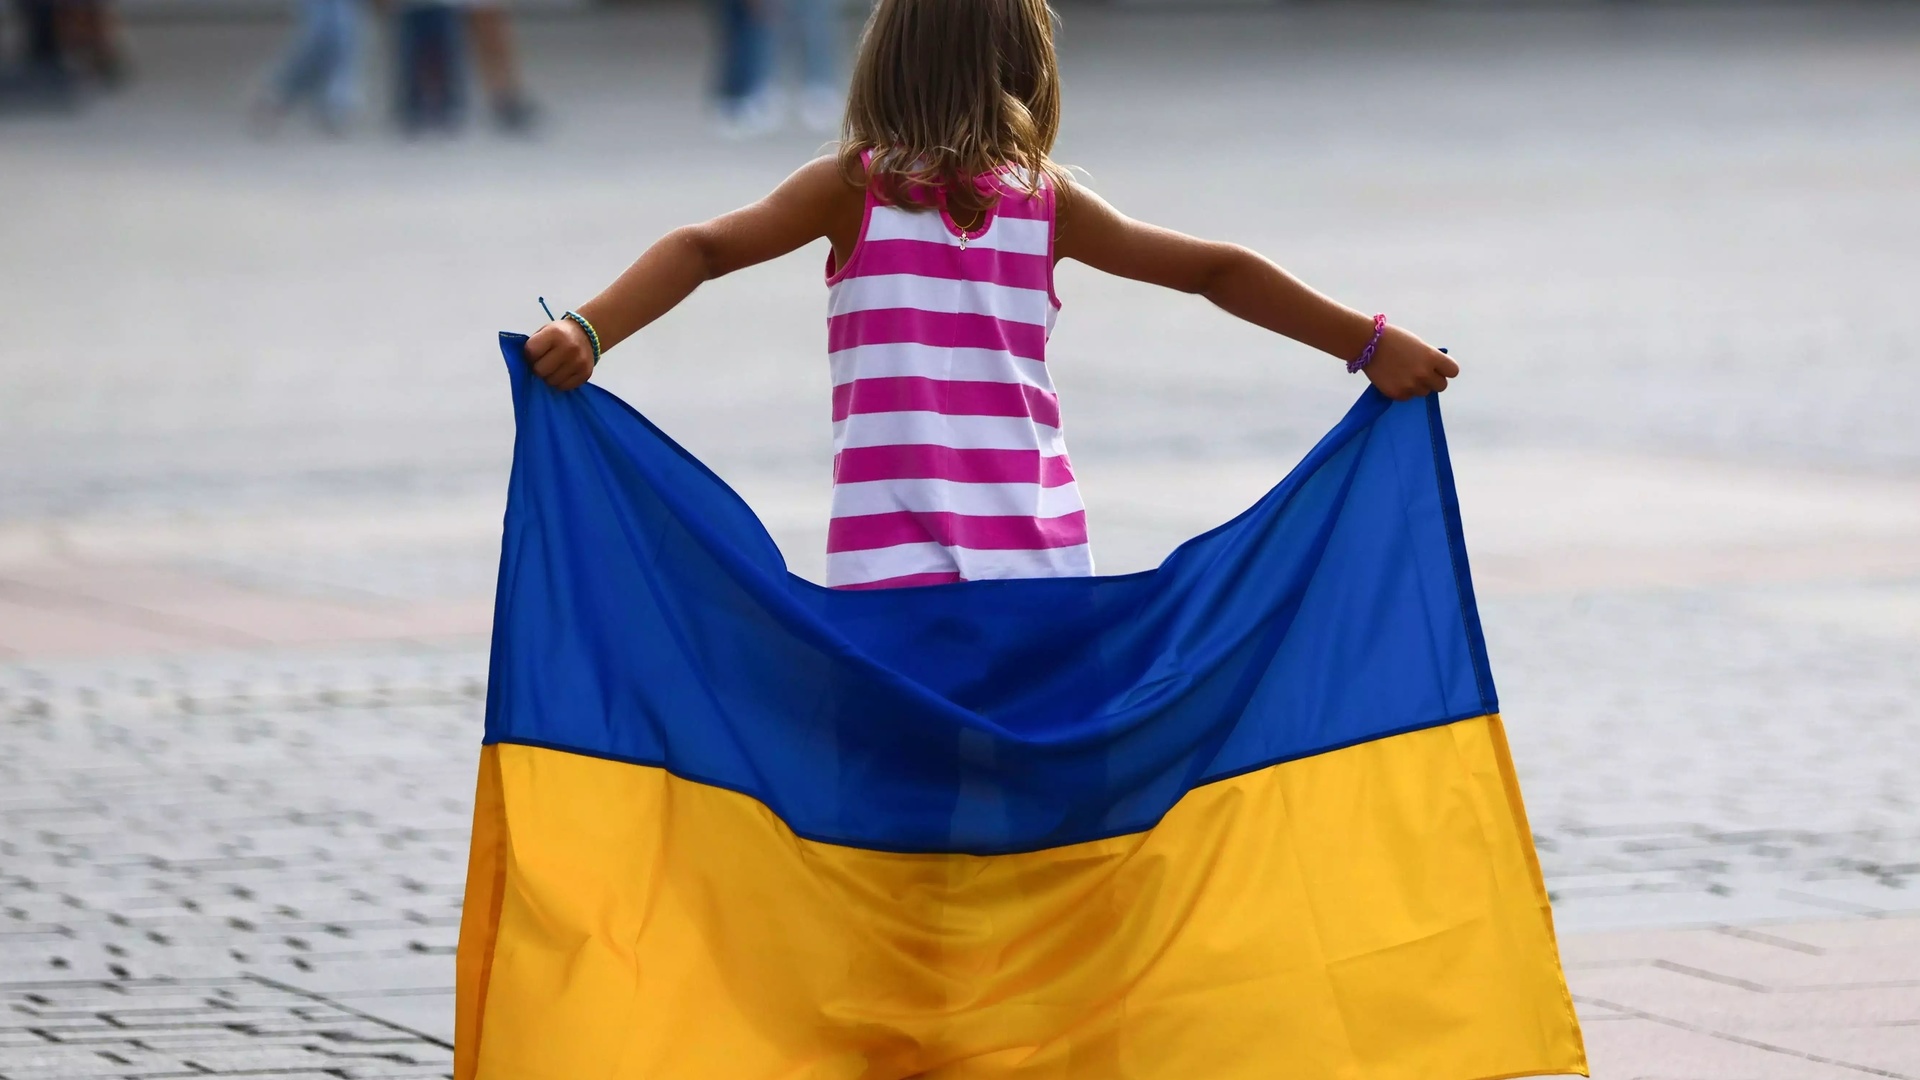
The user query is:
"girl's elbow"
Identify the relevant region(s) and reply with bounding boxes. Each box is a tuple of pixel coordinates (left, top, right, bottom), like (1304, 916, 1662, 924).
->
(667, 224, 724, 281)
(1192, 245, 1256, 298)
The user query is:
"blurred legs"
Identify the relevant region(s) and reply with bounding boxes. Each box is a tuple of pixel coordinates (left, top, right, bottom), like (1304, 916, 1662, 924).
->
(468, 4, 539, 134)
(58, 0, 128, 86)
(395, 2, 465, 134)
(264, 0, 359, 130)
(784, 0, 840, 132)
(711, 0, 774, 136)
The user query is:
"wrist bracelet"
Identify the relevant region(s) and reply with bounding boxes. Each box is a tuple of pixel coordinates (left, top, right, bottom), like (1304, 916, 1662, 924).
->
(562, 310, 603, 367)
(1348, 313, 1387, 374)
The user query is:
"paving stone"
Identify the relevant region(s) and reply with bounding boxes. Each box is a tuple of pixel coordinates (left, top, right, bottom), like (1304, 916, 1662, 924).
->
(1763, 918, 1920, 956)
(1764, 1027, 1920, 1080)
(1581, 1016, 1909, 1080)
(1560, 919, 1920, 998)
(0, 980, 450, 1079)
(1569, 959, 1920, 1033)
(0, 1046, 158, 1080)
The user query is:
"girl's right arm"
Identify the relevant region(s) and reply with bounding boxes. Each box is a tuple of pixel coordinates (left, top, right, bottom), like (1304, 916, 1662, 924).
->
(1055, 181, 1459, 400)
(524, 157, 864, 391)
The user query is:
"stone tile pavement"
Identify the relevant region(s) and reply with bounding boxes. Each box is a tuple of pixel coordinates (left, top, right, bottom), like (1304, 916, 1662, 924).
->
(0, 648, 479, 1062)
(0, 979, 451, 1080)
(1567, 921, 1920, 1079)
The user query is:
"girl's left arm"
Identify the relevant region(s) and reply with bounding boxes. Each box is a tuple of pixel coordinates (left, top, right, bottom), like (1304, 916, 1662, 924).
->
(1055, 181, 1459, 400)
(525, 157, 862, 390)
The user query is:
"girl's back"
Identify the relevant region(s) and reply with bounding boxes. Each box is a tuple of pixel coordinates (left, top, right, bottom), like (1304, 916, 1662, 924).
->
(825, 168, 1088, 589)
(520, 0, 1456, 589)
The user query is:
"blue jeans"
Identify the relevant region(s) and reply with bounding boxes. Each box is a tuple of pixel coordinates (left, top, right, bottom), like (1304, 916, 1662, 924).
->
(780, 0, 838, 93)
(711, 0, 770, 110)
(396, 2, 465, 131)
(272, 0, 360, 122)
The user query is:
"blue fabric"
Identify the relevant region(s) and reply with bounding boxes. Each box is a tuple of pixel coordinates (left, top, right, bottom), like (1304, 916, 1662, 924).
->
(485, 332, 1498, 855)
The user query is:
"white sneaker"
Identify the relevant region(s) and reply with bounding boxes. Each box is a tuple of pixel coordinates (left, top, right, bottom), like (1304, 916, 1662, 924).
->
(717, 89, 785, 140)
(799, 86, 841, 135)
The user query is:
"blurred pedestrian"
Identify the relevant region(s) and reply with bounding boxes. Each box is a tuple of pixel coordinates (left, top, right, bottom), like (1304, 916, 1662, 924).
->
(776, 0, 841, 134)
(58, 0, 127, 87)
(1, 0, 74, 108)
(394, 0, 465, 134)
(711, 0, 774, 138)
(466, 1, 538, 134)
(255, 0, 363, 133)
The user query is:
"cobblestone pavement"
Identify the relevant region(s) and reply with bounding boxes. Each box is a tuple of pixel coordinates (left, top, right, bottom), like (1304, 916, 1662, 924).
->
(5, 4, 1920, 1077)
(0, 650, 478, 1066)
(0, 979, 451, 1080)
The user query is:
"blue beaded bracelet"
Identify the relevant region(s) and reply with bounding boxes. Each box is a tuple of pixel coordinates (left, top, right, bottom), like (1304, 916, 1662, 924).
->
(537, 297, 603, 368)
(563, 311, 602, 367)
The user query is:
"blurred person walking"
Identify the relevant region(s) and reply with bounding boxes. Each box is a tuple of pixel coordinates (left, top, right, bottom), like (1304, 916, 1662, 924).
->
(466, 1, 539, 134)
(710, 0, 773, 137)
(58, 0, 127, 86)
(710, 0, 842, 138)
(394, 0, 465, 134)
(255, 0, 363, 133)
(2, 0, 126, 109)
(1, 0, 73, 107)
(776, 0, 842, 133)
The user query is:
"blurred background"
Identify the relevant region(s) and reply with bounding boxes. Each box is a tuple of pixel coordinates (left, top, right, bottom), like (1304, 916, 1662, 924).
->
(2, 1, 1918, 1076)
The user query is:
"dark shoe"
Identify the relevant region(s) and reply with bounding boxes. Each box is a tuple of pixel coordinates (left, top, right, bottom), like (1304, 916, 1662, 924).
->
(492, 95, 540, 135)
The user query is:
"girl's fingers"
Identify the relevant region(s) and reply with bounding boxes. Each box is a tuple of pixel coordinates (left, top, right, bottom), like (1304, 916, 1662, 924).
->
(535, 348, 585, 380)
(542, 358, 591, 391)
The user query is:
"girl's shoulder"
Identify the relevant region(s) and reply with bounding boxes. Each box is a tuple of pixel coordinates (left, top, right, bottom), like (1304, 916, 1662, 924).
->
(783, 156, 869, 269)
(791, 153, 872, 196)
(780, 155, 872, 223)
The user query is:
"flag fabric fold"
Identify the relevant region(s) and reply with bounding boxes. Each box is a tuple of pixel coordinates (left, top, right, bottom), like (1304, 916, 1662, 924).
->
(456, 332, 1588, 1079)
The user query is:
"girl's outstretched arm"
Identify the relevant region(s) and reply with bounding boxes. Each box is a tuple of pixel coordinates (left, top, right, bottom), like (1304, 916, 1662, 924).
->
(525, 157, 863, 390)
(1055, 182, 1459, 400)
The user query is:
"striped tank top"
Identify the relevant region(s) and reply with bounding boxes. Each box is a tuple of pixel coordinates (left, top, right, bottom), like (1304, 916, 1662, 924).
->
(824, 169, 1093, 590)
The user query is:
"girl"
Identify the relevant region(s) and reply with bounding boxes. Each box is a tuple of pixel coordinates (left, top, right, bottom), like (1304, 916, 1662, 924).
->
(524, 0, 1458, 590)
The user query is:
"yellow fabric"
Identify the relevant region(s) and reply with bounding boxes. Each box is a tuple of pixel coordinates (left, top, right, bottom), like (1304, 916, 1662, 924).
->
(454, 744, 507, 1080)
(455, 716, 1586, 1079)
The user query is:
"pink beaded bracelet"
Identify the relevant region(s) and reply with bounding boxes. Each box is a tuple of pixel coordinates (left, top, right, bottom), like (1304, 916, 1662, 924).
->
(1348, 313, 1387, 374)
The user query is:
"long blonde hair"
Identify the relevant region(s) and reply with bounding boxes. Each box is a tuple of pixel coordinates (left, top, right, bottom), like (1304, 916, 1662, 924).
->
(839, 0, 1071, 221)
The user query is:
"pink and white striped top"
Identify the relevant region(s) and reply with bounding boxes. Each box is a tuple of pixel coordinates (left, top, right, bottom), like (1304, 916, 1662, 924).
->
(824, 169, 1093, 590)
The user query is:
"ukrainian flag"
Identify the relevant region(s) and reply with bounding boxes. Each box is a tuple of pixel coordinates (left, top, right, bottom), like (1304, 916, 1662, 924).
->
(455, 333, 1587, 1079)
